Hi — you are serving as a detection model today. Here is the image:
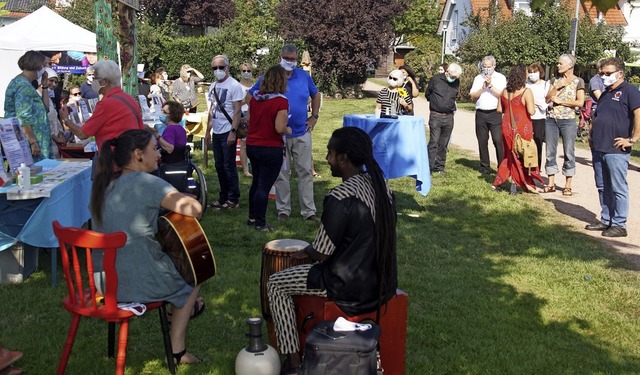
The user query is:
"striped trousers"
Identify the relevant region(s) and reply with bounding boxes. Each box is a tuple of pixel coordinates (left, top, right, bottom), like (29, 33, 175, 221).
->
(267, 263, 326, 354)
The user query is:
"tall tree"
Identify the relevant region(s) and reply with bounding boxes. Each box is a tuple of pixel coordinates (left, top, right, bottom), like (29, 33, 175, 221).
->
(458, 1, 629, 69)
(277, 0, 405, 93)
(140, 0, 235, 27)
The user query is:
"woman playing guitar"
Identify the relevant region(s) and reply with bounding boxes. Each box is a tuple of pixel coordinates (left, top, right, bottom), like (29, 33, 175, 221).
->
(90, 129, 205, 365)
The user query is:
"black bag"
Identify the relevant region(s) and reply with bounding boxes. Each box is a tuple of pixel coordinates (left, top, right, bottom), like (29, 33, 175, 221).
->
(301, 320, 380, 375)
(212, 84, 248, 137)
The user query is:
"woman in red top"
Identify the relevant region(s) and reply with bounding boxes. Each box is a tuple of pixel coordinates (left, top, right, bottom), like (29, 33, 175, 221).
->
(246, 65, 292, 231)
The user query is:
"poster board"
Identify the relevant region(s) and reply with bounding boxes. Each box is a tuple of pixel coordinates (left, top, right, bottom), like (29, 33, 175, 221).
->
(0, 118, 34, 174)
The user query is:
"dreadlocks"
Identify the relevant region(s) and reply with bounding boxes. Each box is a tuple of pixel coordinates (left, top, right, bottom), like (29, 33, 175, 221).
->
(328, 127, 398, 314)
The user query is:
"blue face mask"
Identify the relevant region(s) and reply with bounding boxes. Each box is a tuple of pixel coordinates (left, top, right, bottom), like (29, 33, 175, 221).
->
(159, 113, 167, 124)
(446, 75, 456, 83)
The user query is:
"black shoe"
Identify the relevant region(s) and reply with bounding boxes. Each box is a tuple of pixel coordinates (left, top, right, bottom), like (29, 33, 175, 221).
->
(602, 226, 627, 238)
(585, 222, 609, 231)
(480, 168, 493, 175)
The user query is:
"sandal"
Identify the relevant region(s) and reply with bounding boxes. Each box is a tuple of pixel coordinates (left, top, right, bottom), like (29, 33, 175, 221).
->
(562, 187, 573, 196)
(168, 298, 205, 323)
(542, 185, 556, 193)
(172, 349, 202, 365)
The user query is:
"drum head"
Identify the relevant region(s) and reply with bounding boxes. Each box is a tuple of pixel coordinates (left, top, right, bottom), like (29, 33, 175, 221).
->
(264, 239, 310, 254)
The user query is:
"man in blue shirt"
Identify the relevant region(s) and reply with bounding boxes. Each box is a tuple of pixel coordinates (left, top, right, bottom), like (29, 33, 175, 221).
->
(249, 45, 322, 222)
(588, 59, 605, 118)
(586, 57, 640, 238)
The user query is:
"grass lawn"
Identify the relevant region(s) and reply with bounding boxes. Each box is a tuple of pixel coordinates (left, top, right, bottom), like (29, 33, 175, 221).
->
(2, 98, 640, 374)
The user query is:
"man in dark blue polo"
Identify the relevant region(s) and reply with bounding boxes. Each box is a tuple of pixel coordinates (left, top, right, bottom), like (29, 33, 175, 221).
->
(425, 63, 462, 174)
(586, 57, 640, 238)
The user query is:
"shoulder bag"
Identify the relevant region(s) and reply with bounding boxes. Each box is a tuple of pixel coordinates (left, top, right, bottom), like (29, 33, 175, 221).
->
(212, 84, 248, 138)
(509, 90, 538, 169)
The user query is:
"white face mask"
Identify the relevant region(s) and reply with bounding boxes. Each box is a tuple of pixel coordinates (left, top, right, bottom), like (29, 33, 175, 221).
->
(280, 58, 297, 72)
(241, 71, 252, 80)
(86, 75, 94, 83)
(214, 69, 226, 80)
(602, 73, 619, 87)
(482, 67, 494, 76)
(387, 78, 399, 88)
(162, 72, 168, 80)
(528, 72, 540, 82)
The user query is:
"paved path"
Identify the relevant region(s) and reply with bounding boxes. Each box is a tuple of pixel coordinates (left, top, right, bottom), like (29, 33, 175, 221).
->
(364, 81, 640, 259)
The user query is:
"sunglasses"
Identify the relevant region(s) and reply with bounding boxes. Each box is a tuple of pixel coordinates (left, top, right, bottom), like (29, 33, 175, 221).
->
(602, 70, 619, 76)
(212, 66, 226, 71)
(242, 70, 251, 73)
(388, 76, 398, 81)
(71, 93, 81, 96)
(86, 74, 94, 77)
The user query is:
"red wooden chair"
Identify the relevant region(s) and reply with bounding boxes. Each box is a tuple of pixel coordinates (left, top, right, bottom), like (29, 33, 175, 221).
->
(52, 221, 175, 375)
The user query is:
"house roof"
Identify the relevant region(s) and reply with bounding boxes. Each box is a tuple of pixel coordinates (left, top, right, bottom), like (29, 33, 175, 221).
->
(3, 0, 54, 18)
(465, 0, 626, 25)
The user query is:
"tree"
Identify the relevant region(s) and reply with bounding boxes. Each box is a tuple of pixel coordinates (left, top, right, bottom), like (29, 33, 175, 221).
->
(393, 0, 444, 88)
(140, 0, 235, 27)
(457, 1, 629, 70)
(531, 0, 619, 14)
(276, 0, 405, 93)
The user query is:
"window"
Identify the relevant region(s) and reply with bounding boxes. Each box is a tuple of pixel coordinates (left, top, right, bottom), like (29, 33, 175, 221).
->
(451, 10, 458, 42)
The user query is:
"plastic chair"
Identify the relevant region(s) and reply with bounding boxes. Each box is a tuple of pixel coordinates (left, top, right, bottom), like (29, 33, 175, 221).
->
(52, 221, 175, 375)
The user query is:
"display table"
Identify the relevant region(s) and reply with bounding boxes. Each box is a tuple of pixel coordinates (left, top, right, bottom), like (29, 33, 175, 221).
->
(0, 159, 92, 285)
(343, 114, 431, 196)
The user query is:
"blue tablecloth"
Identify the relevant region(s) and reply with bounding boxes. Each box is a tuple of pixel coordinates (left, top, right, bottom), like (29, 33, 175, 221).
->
(0, 159, 92, 251)
(343, 114, 431, 196)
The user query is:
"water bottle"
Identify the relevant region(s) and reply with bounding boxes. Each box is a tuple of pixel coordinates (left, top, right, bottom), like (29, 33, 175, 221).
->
(17, 162, 30, 190)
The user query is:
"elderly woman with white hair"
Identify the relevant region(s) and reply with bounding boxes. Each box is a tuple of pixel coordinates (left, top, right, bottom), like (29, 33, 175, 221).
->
(375, 69, 413, 116)
(172, 64, 204, 113)
(59, 59, 144, 151)
(542, 53, 585, 196)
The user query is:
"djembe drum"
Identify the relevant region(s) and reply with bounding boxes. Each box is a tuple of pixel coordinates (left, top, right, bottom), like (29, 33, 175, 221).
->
(260, 239, 311, 321)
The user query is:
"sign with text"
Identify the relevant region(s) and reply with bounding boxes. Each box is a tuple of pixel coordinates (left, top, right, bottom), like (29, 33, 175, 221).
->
(0, 118, 34, 174)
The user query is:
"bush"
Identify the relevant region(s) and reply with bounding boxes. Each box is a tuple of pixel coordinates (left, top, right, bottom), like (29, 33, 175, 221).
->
(457, 63, 480, 103)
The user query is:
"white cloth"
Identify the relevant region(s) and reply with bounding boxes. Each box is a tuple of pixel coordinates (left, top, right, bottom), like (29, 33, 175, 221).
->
(207, 77, 244, 134)
(333, 316, 372, 332)
(240, 83, 251, 113)
(526, 80, 550, 120)
(470, 72, 507, 110)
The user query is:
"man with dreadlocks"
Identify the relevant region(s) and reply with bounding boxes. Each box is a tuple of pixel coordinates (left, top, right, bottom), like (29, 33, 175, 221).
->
(267, 127, 398, 373)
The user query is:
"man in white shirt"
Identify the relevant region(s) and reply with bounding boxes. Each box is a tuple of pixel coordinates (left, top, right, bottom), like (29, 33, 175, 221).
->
(204, 55, 244, 209)
(469, 56, 507, 175)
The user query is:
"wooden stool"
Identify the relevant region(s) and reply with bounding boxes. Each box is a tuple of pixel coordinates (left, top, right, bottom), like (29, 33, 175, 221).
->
(293, 289, 408, 375)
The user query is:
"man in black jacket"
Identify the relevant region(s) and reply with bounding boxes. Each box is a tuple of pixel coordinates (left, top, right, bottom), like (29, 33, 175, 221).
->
(425, 63, 462, 174)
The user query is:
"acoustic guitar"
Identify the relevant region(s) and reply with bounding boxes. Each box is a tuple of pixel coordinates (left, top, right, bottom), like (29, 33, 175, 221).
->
(157, 212, 216, 286)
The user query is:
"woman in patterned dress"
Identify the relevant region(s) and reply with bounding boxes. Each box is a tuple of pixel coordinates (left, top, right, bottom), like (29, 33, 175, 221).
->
(4, 51, 51, 161)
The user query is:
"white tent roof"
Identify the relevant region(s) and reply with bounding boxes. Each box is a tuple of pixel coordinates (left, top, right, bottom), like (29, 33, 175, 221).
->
(0, 6, 96, 52)
(0, 6, 96, 117)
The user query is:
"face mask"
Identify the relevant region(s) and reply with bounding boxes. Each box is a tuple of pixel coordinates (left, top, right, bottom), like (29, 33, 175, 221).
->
(91, 79, 103, 94)
(214, 69, 226, 80)
(87, 75, 94, 83)
(387, 78, 399, 87)
(37, 67, 45, 80)
(162, 73, 168, 80)
(528, 72, 540, 82)
(445, 75, 456, 83)
(602, 73, 618, 87)
(241, 72, 252, 80)
(280, 58, 297, 72)
(482, 67, 494, 76)
(159, 113, 167, 124)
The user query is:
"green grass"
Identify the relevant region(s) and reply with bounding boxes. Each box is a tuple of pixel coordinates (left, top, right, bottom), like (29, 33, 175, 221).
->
(2, 98, 640, 374)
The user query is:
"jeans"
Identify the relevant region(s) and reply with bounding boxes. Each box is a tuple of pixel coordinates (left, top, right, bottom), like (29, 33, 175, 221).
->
(247, 146, 283, 226)
(592, 151, 630, 228)
(276, 132, 316, 218)
(428, 112, 454, 172)
(545, 118, 577, 176)
(211, 131, 240, 204)
(475, 110, 503, 169)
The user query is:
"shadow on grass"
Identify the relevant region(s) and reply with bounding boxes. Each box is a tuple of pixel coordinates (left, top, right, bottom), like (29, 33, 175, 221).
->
(398, 159, 640, 372)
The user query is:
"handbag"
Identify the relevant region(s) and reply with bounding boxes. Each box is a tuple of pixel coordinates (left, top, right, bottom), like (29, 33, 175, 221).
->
(508, 91, 538, 169)
(212, 84, 248, 138)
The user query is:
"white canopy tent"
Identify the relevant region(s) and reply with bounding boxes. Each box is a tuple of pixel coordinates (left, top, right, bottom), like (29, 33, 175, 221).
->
(0, 6, 97, 117)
